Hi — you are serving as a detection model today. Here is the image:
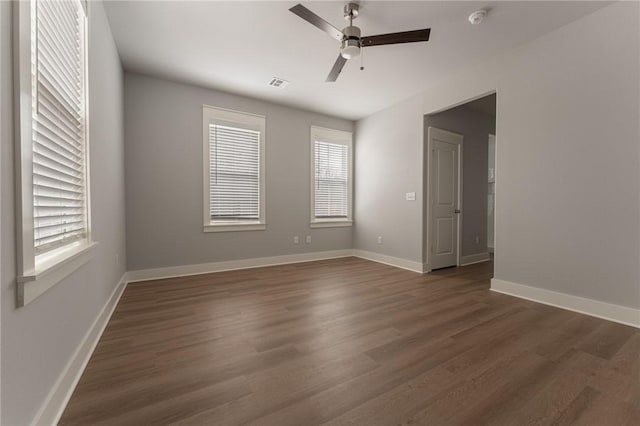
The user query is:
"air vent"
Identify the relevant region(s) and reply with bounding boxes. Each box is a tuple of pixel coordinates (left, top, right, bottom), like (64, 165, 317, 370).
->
(268, 77, 289, 88)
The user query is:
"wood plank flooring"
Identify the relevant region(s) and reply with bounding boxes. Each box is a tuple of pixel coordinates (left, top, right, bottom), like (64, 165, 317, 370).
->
(59, 257, 640, 425)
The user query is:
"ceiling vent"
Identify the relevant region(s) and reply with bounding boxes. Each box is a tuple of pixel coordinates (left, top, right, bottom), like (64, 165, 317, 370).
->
(268, 77, 289, 88)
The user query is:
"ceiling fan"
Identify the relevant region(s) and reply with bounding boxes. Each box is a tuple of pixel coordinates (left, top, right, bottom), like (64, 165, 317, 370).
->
(289, 2, 431, 82)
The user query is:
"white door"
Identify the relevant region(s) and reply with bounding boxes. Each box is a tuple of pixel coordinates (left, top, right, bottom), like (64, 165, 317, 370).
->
(429, 127, 462, 270)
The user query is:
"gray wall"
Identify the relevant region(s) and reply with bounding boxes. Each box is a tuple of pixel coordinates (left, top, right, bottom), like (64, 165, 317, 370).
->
(0, 2, 7, 421)
(424, 104, 496, 260)
(487, 1, 639, 308)
(356, 1, 639, 309)
(124, 73, 354, 271)
(0, 2, 126, 424)
(353, 95, 424, 264)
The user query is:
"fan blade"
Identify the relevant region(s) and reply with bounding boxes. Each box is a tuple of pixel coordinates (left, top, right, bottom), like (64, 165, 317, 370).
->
(326, 55, 347, 82)
(289, 4, 343, 41)
(362, 29, 431, 47)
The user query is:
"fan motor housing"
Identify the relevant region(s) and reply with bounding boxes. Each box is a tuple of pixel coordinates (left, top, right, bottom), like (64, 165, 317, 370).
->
(342, 25, 361, 40)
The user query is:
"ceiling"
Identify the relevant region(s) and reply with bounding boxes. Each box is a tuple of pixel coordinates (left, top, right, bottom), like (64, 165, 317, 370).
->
(103, 1, 610, 121)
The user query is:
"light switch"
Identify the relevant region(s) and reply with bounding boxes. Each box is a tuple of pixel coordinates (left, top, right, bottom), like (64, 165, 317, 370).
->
(405, 192, 416, 201)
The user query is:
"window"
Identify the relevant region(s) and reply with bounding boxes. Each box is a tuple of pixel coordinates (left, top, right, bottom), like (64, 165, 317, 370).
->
(15, 0, 93, 306)
(203, 106, 266, 232)
(310, 126, 353, 227)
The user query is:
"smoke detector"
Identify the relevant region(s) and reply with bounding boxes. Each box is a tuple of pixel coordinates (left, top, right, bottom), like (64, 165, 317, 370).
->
(468, 9, 487, 25)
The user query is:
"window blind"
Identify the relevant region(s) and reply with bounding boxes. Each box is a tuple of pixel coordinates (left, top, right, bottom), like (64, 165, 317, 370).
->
(32, 0, 87, 255)
(314, 140, 349, 218)
(209, 124, 260, 221)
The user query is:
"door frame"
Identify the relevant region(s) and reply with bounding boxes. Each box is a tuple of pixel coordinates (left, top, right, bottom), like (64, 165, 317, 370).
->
(426, 126, 463, 271)
(487, 133, 496, 253)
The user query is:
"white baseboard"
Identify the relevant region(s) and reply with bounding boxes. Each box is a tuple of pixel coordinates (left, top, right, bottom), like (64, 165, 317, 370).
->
(460, 252, 490, 266)
(491, 278, 640, 328)
(128, 249, 426, 283)
(352, 249, 424, 273)
(32, 273, 128, 426)
(127, 250, 354, 283)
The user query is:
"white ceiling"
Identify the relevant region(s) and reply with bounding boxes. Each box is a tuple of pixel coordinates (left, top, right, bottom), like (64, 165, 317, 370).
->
(103, 1, 610, 120)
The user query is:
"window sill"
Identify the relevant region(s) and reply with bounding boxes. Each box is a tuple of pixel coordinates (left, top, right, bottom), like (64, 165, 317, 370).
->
(204, 223, 266, 233)
(17, 241, 97, 307)
(310, 220, 353, 228)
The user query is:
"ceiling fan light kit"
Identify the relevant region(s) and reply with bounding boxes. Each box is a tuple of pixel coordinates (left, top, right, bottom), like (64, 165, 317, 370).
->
(289, 2, 431, 82)
(341, 26, 361, 59)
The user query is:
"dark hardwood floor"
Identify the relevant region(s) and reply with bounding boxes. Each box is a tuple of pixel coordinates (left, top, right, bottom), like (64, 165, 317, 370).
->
(60, 257, 640, 425)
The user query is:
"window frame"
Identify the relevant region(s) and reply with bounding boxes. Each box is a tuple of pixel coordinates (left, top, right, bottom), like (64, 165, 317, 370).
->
(202, 105, 266, 232)
(309, 126, 353, 228)
(14, 0, 95, 307)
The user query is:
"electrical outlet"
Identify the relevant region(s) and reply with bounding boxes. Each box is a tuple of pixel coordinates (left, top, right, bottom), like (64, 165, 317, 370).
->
(306, 235, 311, 244)
(377, 236, 383, 244)
(293, 236, 299, 244)
(115, 254, 119, 266)
(475, 235, 480, 244)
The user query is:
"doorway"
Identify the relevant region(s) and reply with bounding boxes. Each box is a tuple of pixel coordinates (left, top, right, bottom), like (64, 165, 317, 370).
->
(424, 93, 496, 272)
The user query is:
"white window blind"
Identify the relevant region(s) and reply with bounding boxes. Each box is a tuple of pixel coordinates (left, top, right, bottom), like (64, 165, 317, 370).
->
(31, 0, 88, 255)
(314, 140, 349, 219)
(209, 124, 260, 221)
